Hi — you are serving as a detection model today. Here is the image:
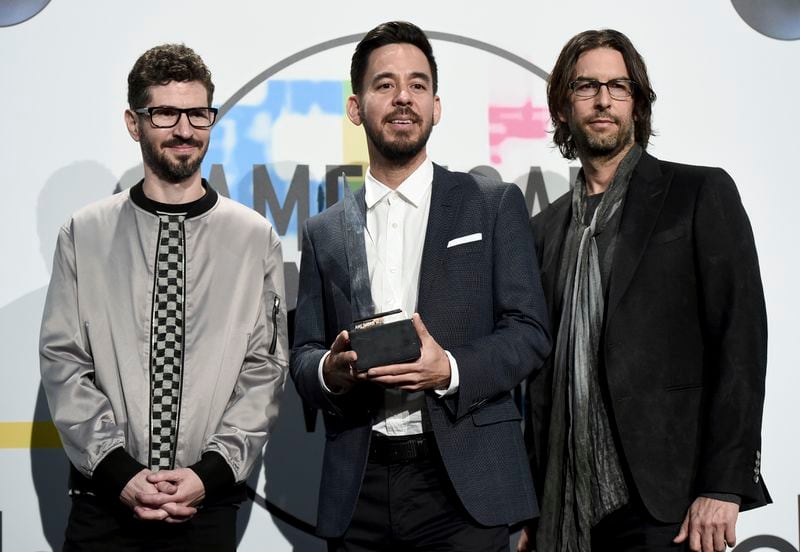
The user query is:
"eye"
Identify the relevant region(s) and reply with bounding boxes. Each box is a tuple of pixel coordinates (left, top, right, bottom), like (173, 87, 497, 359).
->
(187, 108, 211, 122)
(608, 80, 631, 93)
(575, 81, 598, 93)
(154, 107, 179, 117)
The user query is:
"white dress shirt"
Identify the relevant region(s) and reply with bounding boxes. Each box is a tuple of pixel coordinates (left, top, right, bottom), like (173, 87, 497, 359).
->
(318, 157, 459, 436)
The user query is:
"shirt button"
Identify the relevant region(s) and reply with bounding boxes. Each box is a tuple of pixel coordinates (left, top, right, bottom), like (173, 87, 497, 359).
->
(392, 222, 399, 229)
(390, 267, 397, 273)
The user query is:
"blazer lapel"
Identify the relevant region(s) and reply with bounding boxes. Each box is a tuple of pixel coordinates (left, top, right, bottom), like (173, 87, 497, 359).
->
(606, 152, 672, 322)
(337, 186, 368, 320)
(417, 164, 464, 312)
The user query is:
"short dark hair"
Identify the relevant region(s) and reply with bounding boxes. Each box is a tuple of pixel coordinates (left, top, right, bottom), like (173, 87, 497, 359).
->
(548, 29, 656, 160)
(350, 21, 438, 95)
(127, 43, 214, 109)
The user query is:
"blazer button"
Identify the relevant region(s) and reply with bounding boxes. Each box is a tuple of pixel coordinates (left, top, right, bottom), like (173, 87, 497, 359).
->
(755, 450, 761, 459)
(753, 474, 760, 484)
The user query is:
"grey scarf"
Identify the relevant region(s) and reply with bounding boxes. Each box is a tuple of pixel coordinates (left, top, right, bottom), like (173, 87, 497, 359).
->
(537, 144, 642, 551)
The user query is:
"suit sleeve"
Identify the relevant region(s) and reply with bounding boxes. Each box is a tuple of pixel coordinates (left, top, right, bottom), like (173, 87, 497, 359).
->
(39, 223, 144, 491)
(289, 220, 333, 409)
(693, 169, 768, 507)
(201, 227, 288, 486)
(443, 183, 552, 420)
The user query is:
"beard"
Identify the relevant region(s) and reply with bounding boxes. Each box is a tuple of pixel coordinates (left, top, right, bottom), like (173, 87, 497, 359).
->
(140, 133, 208, 184)
(361, 106, 433, 165)
(570, 110, 634, 159)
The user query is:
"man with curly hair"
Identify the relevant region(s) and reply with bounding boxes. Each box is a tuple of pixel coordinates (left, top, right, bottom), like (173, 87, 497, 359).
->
(40, 44, 288, 551)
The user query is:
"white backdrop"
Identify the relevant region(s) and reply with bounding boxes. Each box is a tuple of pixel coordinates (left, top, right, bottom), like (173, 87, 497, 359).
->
(1, 1, 798, 550)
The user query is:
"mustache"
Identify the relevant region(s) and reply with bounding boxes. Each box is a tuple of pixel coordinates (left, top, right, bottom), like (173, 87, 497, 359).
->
(586, 110, 619, 124)
(384, 107, 421, 123)
(162, 137, 204, 148)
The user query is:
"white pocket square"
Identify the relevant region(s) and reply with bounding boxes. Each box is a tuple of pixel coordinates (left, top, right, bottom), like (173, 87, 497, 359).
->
(447, 233, 482, 248)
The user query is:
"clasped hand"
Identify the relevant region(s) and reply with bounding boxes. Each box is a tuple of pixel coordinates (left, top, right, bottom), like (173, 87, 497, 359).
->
(120, 467, 205, 523)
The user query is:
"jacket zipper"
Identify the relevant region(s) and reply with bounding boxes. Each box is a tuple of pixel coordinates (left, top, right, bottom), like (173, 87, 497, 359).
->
(269, 295, 280, 355)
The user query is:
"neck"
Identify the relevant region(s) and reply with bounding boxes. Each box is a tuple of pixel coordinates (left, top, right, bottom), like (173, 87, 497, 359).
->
(368, 148, 427, 189)
(578, 142, 634, 195)
(141, 170, 205, 205)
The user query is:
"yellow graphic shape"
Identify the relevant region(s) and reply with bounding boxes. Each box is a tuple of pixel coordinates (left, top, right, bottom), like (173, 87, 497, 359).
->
(0, 422, 62, 448)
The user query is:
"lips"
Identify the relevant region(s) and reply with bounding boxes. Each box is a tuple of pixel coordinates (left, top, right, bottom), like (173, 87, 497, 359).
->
(384, 109, 420, 126)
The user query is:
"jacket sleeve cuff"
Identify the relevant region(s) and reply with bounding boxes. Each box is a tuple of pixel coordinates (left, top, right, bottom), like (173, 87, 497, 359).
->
(189, 451, 235, 501)
(699, 492, 742, 505)
(91, 446, 147, 499)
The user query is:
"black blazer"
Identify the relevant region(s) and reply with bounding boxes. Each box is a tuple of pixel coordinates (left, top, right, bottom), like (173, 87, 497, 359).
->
(526, 151, 770, 523)
(291, 164, 551, 537)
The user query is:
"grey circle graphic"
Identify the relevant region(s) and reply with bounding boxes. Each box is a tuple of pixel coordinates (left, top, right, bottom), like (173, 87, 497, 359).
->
(218, 31, 550, 119)
(0, 0, 51, 27)
(732, 0, 800, 40)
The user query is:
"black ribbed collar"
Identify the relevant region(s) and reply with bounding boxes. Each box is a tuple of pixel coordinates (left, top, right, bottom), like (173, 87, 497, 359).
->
(129, 179, 218, 217)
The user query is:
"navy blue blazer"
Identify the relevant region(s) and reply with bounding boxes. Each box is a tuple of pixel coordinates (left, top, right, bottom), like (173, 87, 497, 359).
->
(526, 152, 770, 524)
(290, 164, 551, 538)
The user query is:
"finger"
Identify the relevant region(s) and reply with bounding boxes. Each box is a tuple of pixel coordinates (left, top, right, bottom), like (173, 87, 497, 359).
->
(367, 374, 418, 387)
(673, 515, 689, 543)
(411, 313, 430, 339)
(515, 528, 529, 552)
(700, 524, 714, 552)
(133, 506, 169, 521)
(146, 470, 178, 484)
(136, 492, 177, 507)
(331, 330, 351, 353)
(712, 524, 726, 552)
(366, 362, 417, 378)
(691, 523, 705, 552)
(164, 515, 194, 524)
(154, 481, 178, 494)
(725, 522, 736, 547)
(161, 502, 198, 518)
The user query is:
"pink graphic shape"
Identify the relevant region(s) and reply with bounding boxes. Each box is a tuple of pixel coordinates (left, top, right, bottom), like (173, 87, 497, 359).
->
(489, 99, 549, 164)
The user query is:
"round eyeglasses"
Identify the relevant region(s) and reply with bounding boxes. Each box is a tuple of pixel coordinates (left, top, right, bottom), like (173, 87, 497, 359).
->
(134, 106, 218, 129)
(568, 79, 637, 100)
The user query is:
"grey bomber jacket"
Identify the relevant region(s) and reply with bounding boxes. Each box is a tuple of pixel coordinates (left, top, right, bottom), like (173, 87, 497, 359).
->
(39, 181, 288, 499)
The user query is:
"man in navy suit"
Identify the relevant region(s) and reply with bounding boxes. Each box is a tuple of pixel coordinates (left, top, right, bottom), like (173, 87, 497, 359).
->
(290, 21, 551, 551)
(519, 29, 769, 552)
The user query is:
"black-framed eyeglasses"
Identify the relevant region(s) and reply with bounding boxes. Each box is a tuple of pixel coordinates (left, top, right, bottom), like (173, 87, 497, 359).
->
(134, 106, 218, 129)
(568, 79, 637, 100)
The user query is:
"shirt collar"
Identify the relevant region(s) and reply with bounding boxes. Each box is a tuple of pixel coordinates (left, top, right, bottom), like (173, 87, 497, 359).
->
(364, 158, 433, 209)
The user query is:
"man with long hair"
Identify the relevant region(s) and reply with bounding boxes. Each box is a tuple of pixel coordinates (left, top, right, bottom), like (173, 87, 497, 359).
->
(521, 29, 769, 552)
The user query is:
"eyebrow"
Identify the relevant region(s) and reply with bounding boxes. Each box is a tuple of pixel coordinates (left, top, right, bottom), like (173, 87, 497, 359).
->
(371, 71, 431, 84)
(573, 75, 631, 81)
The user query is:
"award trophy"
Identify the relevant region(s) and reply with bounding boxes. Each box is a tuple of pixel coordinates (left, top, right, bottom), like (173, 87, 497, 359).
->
(341, 174, 421, 372)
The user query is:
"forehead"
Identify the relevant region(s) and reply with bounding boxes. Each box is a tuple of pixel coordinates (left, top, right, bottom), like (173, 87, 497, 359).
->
(573, 47, 629, 80)
(365, 43, 432, 80)
(146, 80, 208, 107)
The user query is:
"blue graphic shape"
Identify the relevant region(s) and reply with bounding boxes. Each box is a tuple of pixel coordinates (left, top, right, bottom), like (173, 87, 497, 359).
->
(732, 0, 800, 40)
(0, 0, 50, 27)
(202, 80, 344, 236)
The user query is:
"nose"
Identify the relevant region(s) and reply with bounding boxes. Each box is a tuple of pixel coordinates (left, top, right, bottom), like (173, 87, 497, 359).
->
(594, 84, 613, 108)
(393, 86, 412, 106)
(173, 112, 194, 138)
